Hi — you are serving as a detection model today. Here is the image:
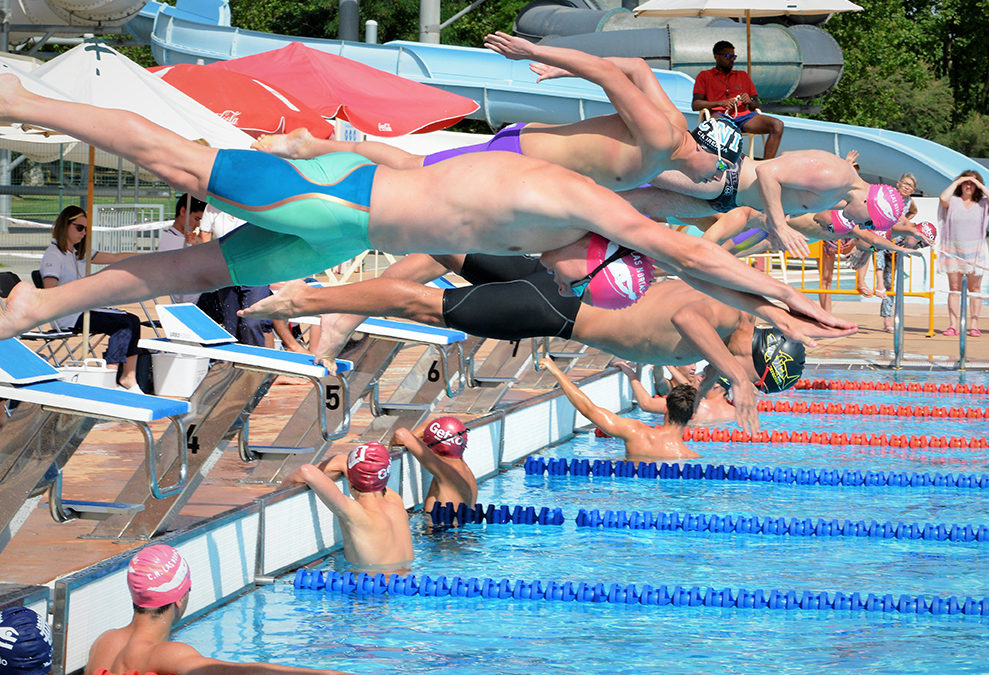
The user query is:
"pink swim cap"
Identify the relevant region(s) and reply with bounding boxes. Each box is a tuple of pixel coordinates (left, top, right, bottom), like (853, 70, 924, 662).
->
(829, 209, 856, 235)
(127, 544, 191, 609)
(346, 443, 392, 493)
(584, 234, 654, 309)
(422, 416, 468, 458)
(866, 184, 905, 231)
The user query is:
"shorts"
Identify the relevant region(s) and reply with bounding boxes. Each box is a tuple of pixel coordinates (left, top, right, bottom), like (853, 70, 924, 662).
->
(442, 255, 580, 340)
(720, 111, 758, 128)
(423, 123, 526, 166)
(209, 149, 376, 286)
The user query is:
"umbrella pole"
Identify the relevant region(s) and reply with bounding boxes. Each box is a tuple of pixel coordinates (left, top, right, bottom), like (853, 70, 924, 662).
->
(746, 10, 752, 74)
(81, 145, 94, 360)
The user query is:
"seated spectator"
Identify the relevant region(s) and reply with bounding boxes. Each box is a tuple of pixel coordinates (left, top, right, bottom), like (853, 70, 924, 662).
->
(0, 605, 52, 674)
(692, 40, 784, 158)
(156, 193, 206, 304)
(40, 206, 142, 391)
(196, 203, 272, 346)
(284, 444, 414, 574)
(542, 357, 699, 461)
(83, 545, 346, 675)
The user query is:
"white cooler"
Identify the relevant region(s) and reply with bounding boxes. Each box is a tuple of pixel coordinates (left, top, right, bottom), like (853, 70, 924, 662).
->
(151, 353, 210, 397)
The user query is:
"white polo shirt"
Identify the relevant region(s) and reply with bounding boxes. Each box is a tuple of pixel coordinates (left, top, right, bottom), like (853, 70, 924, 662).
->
(157, 225, 201, 304)
(39, 240, 91, 330)
(199, 204, 245, 239)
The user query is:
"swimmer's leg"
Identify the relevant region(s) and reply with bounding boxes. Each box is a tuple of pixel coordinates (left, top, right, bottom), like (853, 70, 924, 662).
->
(0, 74, 216, 196)
(0, 243, 231, 340)
(701, 207, 765, 245)
(252, 128, 424, 168)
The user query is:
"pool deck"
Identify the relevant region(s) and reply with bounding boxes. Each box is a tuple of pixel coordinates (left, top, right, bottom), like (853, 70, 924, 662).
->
(0, 300, 986, 588)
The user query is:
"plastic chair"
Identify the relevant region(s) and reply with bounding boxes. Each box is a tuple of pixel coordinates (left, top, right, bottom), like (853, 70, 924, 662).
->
(0, 271, 78, 365)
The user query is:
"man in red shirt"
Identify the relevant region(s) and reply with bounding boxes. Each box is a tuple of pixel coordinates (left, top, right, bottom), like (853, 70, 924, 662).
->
(692, 41, 784, 158)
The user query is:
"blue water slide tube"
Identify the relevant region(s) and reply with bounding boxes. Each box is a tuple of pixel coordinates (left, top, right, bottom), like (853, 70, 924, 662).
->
(129, 0, 978, 194)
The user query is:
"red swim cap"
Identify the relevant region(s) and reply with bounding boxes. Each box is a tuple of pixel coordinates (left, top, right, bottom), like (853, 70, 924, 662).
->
(346, 443, 392, 493)
(422, 416, 468, 458)
(915, 221, 937, 246)
(127, 544, 192, 609)
(584, 234, 654, 309)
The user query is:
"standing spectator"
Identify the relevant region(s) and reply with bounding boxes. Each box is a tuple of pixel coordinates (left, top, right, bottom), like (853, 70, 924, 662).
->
(196, 204, 272, 346)
(692, 40, 784, 159)
(156, 193, 206, 304)
(877, 173, 920, 331)
(938, 170, 988, 337)
(40, 206, 142, 391)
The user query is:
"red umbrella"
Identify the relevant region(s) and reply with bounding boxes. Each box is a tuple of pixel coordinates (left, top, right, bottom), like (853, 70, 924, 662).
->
(149, 63, 336, 139)
(209, 42, 480, 136)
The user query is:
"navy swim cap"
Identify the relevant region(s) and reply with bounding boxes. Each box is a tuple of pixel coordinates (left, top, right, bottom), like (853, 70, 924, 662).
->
(691, 118, 743, 166)
(751, 327, 805, 393)
(0, 607, 52, 675)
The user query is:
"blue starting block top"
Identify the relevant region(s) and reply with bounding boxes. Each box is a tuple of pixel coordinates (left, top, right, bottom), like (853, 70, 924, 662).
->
(0, 338, 189, 422)
(141, 304, 352, 379)
(357, 317, 467, 345)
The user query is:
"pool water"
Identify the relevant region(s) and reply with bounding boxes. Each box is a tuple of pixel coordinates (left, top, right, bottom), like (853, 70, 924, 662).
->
(175, 368, 989, 674)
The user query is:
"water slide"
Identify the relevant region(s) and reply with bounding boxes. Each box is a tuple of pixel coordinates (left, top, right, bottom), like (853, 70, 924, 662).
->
(127, 0, 977, 195)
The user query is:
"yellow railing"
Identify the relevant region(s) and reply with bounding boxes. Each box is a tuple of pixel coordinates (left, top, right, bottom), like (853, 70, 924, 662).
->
(789, 246, 936, 337)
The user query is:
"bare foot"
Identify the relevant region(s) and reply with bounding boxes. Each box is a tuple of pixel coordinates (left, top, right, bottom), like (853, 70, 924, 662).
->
(250, 128, 320, 159)
(238, 279, 310, 320)
(0, 282, 45, 339)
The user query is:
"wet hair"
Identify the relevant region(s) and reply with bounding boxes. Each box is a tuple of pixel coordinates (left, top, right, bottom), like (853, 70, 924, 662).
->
(713, 40, 734, 55)
(51, 204, 88, 259)
(174, 193, 207, 218)
(133, 602, 174, 616)
(954, 170, 984, 203)
(665, 384, 697, 426)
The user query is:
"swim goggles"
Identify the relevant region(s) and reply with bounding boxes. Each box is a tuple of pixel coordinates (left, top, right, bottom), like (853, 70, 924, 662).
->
(568, 245, 632, 298)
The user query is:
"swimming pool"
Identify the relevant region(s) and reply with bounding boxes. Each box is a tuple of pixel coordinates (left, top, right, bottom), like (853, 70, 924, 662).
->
(175, 367, 989, 673)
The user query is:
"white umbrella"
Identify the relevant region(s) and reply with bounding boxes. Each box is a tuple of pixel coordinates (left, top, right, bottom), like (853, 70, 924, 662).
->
(0, 42, 253, 357)
(633, 0, 863, 72)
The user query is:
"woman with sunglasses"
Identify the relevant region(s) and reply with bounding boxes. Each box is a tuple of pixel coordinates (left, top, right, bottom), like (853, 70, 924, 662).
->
(39, 205, 142, 391)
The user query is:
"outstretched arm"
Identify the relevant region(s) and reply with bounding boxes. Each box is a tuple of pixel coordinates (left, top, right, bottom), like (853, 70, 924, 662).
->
(615, 361, 668, 414)
(540, 357, 646, 439)
(594, 209, 857, 333)
(283, 464, 361, 523)
(669, 303, 758, 434)
(752, 158, 813, 258)
(484, 32, 681, 150)
(148, 640, 350, 675)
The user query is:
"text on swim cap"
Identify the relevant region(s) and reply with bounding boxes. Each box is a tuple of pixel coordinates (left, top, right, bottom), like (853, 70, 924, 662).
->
(0, 626, 17, 649)
(427, 421, 465, 446)
(704, 120, 742, 155)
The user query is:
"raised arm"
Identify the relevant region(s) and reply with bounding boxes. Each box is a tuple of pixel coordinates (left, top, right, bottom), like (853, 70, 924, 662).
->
(752, 158, 813, 258)
(283, 464, 362, 523)
(392, 427, 473, 496)
(615, 361, 668, 414)
(669, 302, 758, 434)
(484, 32, 682, 149)
(540, 357, 646, 439)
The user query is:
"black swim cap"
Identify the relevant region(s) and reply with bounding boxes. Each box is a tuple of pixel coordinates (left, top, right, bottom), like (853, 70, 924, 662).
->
(691, 118, 744, 166)
(751, 327, 805, 393)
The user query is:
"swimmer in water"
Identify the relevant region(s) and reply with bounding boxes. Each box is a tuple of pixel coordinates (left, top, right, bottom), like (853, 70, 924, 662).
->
(540, 357, 699, 461)
(253, 32, 733, 190)
(284, 444, 413, 574)
(0, 74, 849, 344)
(615, 361, 738, 427)
(320, 418, 478, 527)
(84, 545, 347, 675)
(242, 253, 828, 434)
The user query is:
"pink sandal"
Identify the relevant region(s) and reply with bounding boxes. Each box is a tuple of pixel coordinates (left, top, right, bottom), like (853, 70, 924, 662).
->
(943, 327, 959, 336)
(968, 328, 983, 337)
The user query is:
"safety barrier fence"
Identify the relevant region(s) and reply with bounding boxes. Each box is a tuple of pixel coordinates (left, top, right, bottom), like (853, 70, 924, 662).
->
(427, 502, 988, 544)
(793, 247, 936, 337)
(523, 457, 989, 489)
(683, 427, 989, 449)
(794, 379, 987, 394)
(755, 399, 988, 419)
(293, 569, 989, 616)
